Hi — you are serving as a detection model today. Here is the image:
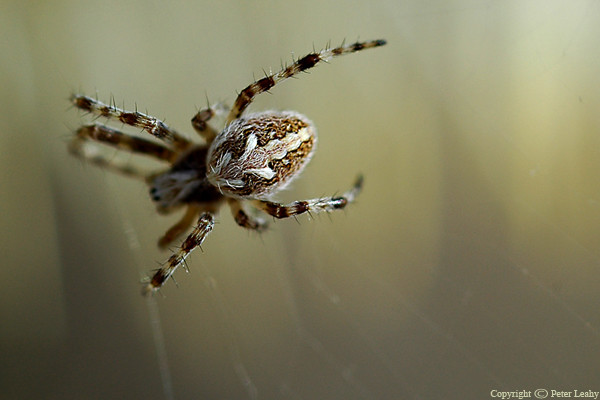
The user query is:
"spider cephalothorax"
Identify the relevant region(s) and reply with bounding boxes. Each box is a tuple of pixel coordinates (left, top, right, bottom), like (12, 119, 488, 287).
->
(69, 39, 386, 295)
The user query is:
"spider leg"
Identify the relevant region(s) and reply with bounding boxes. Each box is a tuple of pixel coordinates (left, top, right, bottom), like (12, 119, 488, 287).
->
(69, 123, 176, 180)
(226, 39, 387, 123)
(252, 175, 363, 219)
(227, 198, 268, 232)
(158, 204, 200, 249)
(158, 201, 222, 248)
(71, 94, 190, 149)
(143, 212, 215, 295)
(71, 123, 177, 161)
(69, 142, 150, 180)
(191, 102, 230, 143)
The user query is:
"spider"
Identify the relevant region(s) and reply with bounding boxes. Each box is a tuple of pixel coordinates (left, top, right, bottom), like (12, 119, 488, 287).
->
(69, 39, 386, 295)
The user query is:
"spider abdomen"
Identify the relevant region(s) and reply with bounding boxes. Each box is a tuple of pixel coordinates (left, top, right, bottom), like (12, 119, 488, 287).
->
(206, 111, 317, 199)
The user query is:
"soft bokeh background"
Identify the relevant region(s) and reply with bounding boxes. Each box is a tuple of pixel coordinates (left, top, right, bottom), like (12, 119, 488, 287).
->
(2, 1, 600, 399)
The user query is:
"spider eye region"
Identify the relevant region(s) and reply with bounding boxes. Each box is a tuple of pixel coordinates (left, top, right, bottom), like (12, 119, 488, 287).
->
(206, 111, 317, 199)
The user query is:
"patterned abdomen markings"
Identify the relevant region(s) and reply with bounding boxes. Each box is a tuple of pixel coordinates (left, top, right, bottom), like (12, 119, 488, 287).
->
(207, 111, 316, 198)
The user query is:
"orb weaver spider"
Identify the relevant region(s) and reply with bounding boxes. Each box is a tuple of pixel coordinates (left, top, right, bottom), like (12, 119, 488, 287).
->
(69, 39, 386, 295)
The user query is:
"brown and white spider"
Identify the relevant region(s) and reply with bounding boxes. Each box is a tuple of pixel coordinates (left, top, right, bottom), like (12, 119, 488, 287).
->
(69, 39, 386, 295)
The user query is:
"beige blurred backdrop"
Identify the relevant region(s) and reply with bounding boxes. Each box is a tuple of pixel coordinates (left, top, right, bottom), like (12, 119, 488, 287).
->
(2, 1, 600, 399)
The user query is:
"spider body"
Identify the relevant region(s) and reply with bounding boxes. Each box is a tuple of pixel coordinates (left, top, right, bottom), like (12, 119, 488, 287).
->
(69, 39, 386, 295)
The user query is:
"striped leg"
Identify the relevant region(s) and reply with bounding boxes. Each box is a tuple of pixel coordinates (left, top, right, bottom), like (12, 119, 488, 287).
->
(71, 123, 176, 161)
(251, 175, 363, 219)
(69, 123, 176, 179)
(71, 94, 190, 149)
(69, 143, 151, 180)
(191, 102, 229, 143)
(158, 201, 223, 248)
(143, 212, 215, 295)
(158, 205, 200, 249)
(226, 39, 387, 123)
(227, 198, 268, 232)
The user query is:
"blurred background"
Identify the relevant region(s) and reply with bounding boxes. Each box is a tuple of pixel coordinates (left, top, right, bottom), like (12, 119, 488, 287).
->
(2, 0, 600, 399)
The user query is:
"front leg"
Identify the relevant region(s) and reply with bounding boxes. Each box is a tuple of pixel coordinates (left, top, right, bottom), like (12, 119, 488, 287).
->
(226, 39, 387, 123)
(72, 94, 190, 149)
(252, 175, 363, 218)
(143, 212, 215, 295)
